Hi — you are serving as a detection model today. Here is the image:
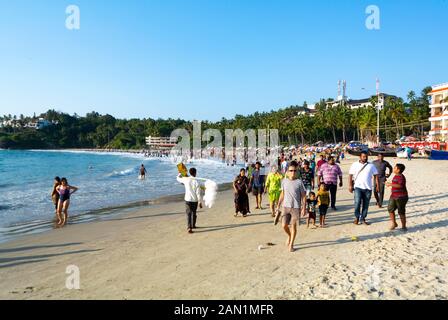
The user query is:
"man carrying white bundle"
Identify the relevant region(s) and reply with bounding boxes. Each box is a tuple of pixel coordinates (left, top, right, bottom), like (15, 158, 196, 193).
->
(177, 168, 203, 234)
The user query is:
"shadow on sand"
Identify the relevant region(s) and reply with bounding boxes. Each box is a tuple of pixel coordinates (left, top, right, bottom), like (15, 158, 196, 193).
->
(0, 248, 102, 269)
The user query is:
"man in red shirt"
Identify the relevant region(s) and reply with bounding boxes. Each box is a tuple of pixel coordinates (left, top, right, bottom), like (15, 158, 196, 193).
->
(316, 154, 326, 173)
(386, 164, 409, 231)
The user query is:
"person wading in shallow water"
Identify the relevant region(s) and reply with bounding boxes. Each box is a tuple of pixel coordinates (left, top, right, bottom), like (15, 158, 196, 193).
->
(139, 164, 148, 180)
(51, 176, 61, 221)
(56, 178, 78, 226)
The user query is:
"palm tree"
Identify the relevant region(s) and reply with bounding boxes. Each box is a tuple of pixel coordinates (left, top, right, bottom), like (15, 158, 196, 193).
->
(315, 100, 338, 143)
(386, 98, 406, 139)
(407, 90, 416, 103)
(350, 108, 363, 141)
(327, 107, 338, 144)
(359, 107, 377, 141)
(293, 114, 308, 145)
(335, 104, 351, 143)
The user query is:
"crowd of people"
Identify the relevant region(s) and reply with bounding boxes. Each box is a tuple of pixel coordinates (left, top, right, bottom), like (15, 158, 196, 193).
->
(173, 146, 408, 254)
(227, 150, 409, 252)
(51, 147, 409, 254)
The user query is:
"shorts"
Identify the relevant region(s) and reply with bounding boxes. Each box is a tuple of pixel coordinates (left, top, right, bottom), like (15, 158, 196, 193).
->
(308, 211, 316, 219)
(252, 186, 264, 196)
(268, 190, 281, 203)
(388, 197, 408, 215)
(282, 207, 300, 225)
(319, 205, 329, 216)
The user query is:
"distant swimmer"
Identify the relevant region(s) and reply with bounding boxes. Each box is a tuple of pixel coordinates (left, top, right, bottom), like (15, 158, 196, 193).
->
(139, 164, 147, 180)
(55, 178, 78, 226)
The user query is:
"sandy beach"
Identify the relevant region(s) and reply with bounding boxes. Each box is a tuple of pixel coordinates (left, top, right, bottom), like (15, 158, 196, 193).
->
(0, 156, 447, 300)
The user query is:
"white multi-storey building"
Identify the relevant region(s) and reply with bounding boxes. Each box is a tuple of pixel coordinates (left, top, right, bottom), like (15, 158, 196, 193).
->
(428, 83, 448, 142)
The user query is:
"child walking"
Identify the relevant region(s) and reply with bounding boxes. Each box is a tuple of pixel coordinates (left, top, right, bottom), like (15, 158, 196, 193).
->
(386, 164, 409, 231)
(317, 184, 330, 228)
(306, 192, 318, 229)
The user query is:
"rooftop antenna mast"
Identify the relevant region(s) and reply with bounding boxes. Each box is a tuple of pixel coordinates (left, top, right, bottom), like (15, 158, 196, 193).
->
(343, 80, 347, 101)
(337, 80, 341, 100)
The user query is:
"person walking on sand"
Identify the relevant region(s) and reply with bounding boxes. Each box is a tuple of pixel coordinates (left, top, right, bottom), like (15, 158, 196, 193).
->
(55, 178, 78, 226)
(406, 146, 412, 161)
(265, 165, 283, 217)
(249, 162, 265, 210)
(309, 157, 316, 175)
(348, 151, 380, 226)
(233, 168, 250, 217)
(177, 168, 203, 234)
(280, 157, 288, 175)
(318, 156, 343, 210)
(316, 154, 326, 172)
(275, 163, 306, 252)
(139, 164, 147, 180)
(51, 176, 61, 220)
(306, 192, 318, 229)
(317, 184, 330, 228)
(372, 154, 393, 208)
(386, 164, 409, 231)
(299, 160, 315, 197)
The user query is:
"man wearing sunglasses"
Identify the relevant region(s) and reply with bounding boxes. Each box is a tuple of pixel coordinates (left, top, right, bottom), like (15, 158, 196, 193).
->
(275, 163, 307, 252)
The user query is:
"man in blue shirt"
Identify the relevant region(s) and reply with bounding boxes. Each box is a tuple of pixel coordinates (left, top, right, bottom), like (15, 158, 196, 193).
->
(250, 162, 265, 210)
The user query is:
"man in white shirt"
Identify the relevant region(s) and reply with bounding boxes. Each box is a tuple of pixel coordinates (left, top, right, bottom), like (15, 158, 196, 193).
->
(348, 151, 380, 226)
(177, 168, 203, 234)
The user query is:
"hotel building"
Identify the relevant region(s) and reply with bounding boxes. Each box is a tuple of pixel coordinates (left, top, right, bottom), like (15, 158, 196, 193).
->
(428, 83, 448, 142)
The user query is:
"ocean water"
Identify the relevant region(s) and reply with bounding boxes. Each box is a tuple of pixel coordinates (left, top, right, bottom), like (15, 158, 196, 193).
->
(0, 150, 240, 242)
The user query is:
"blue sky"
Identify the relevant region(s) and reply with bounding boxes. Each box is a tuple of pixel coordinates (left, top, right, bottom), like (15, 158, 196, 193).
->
(0, 0, 447, 121)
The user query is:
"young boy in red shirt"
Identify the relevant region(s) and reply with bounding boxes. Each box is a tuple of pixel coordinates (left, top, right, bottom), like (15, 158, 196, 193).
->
(386, 164, 408, 231)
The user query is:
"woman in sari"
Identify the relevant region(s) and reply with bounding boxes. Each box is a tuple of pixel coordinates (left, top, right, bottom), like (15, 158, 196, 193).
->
(233, 168, 250, 217)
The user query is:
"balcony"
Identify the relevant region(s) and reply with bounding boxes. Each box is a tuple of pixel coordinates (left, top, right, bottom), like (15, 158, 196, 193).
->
(430, 103, 448, 109)
(430, 109, 448, 119)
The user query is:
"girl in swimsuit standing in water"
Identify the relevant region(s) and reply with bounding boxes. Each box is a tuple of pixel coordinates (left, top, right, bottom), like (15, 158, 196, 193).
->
(51, 177, 61, 223)
(56, 178, 79, 226)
